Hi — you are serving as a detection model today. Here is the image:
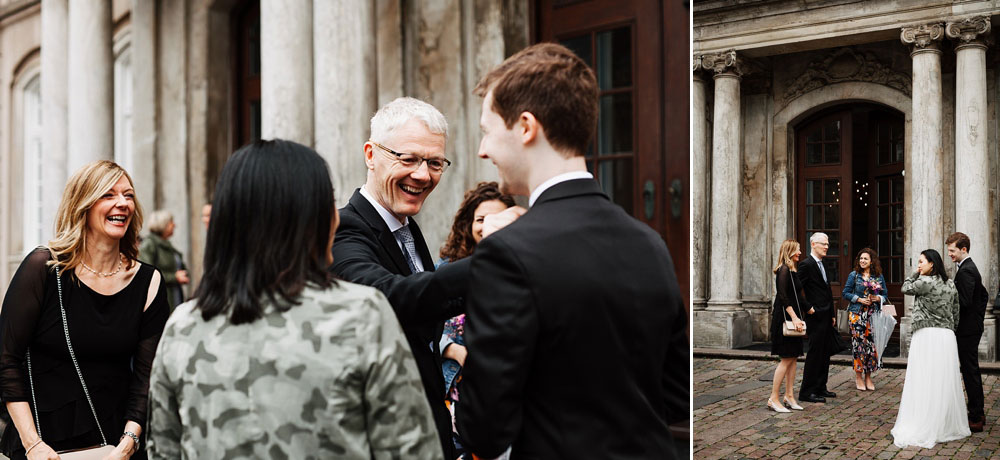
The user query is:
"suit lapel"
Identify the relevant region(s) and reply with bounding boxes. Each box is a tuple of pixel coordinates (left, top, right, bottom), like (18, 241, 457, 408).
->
(347, 190, 412, 275)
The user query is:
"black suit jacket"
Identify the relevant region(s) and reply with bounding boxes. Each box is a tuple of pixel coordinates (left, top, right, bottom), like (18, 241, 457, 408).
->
(455, 179, 687, 459)
(797, 255, 835, 320)
(331, 189, 467, 459)
(955, 257, 988, 337)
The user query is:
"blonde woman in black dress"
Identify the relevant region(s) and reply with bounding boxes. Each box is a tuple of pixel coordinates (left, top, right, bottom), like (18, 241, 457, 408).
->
(768, 239, 807, 412)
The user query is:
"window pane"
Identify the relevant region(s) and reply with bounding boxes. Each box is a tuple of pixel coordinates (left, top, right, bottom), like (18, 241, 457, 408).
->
(826, 258, 839, 282)
(892, 205, 903, 229)
(825, 142, 840, 163)
(597, 159, 633, 212)
(824, 205, 839, 229)
(806, 143, 822, 165)
(561, 34, 592, 67)
(824, 120, 841, 141)
(828, 232, 840, 256)
(806, 180, 819, 204)
(596, 27, 631, 90)
(878, 232, 889, 256)
(824, 179, 839, 203)
(806, 206, 818, 230)
(892, 231, 903, 256)
(892, 179, 903, 203)
(878, 207, 889, 230)
(892, 259, 903, 283)
(598, 93, 633, 155)
(878, 180, 889, 205)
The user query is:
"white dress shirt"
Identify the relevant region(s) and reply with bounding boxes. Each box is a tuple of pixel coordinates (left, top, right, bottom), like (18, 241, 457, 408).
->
(359, 185, 425, 272)
(528, 171, 595, 207)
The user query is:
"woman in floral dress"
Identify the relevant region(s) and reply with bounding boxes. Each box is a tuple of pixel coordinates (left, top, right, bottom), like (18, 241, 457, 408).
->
(842, 247, 888, 391)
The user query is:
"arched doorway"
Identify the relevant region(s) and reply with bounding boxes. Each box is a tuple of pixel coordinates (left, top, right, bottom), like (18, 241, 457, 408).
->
(795, 103, 905, 344)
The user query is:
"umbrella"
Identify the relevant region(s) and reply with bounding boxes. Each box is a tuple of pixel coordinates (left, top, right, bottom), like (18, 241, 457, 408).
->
(871, 299, 898, 367)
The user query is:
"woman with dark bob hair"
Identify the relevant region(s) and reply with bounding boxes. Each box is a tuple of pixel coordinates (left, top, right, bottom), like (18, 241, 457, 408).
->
(891, 249, 969, 448)
(147, 139, 441, 458)
(437, 181, 515, 457)
(1, 160, 168, 460)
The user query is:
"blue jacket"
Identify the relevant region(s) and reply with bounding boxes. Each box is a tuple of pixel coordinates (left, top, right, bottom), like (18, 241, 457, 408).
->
(842, 270, 887, 314)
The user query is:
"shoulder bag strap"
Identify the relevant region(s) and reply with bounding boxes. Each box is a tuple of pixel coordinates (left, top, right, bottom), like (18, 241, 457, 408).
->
(784, 270, 804, 322)
(26, 268, 109, 446)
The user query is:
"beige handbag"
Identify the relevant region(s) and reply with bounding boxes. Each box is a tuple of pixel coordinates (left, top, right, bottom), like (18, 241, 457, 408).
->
(782, 273, 807, 337)
(26, 268, 119, 460)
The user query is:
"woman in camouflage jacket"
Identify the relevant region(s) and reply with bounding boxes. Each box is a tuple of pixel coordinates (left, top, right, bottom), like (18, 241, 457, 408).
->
(891, 249, 970, 449)
(147, 140, 441, 459)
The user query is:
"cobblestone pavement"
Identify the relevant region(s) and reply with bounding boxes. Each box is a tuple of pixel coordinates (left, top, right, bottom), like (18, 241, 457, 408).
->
(694, 357, 1000, 459)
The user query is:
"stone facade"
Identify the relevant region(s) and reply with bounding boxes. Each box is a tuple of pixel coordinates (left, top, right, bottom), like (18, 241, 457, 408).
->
(694, 0, 1000, 360)
(0, 0, 529, 297)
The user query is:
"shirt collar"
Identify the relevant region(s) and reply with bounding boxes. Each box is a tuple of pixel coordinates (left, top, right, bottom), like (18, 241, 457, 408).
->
(811, 252, 823, 263)
(528, 171, 594, 207)
(360, 185, 408, 232)
(958, 256, 970, 268)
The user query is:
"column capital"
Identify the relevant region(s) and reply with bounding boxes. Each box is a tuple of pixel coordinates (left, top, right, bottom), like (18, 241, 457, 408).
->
(946, 15, 992, 50)
(700, 49, 746, 78)
(901, 22, 945, 54)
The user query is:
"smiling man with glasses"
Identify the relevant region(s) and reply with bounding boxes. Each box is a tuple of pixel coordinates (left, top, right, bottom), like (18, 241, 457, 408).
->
(330, 97, 479, 460)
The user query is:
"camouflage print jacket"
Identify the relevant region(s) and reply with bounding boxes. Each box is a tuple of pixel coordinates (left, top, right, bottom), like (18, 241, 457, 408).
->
(901, 273, 960, 333)
(147, 282, 443, 460)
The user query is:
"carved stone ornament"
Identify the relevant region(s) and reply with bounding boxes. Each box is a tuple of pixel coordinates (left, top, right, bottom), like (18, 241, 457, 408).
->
(900, 23, 945, 51)
(780, 47, 912, 108)
(700, 50, 744, 77)
(946, 16, 991, 46)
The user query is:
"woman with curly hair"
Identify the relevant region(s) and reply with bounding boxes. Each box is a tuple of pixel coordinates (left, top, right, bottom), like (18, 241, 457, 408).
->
(842, 248, 888, 391)
(438, 181, 515, 458)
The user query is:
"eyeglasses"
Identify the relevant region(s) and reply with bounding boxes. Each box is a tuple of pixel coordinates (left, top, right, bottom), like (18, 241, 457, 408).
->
(371, 141, 451, 173)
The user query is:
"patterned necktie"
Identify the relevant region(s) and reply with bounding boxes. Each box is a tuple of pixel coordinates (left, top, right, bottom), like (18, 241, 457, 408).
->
(818, 259, 828, 283)
(394, 225, 423, 273)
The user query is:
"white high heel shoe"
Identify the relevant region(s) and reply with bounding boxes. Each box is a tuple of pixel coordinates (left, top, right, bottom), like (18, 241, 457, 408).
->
(783, 396, 804, 411)
(767, 398, 791, 413)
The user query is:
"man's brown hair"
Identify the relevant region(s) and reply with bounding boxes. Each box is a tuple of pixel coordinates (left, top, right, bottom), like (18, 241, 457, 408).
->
(946, 232, 971, 251)
(474, 42, 598, 157)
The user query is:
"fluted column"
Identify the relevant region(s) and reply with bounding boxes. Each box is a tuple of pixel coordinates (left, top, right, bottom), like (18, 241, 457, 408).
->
(899, 23, 945, 357)
(314, 0, 376, 206)
(948, 16, 993, 316)
(705, 50, 743, 312)
(41, 0, 68, 234)
(67, 1, 113, 172)
(691, 56, 709, 311)
(693, 50, 751, 349)
(261, 0, 314, 145)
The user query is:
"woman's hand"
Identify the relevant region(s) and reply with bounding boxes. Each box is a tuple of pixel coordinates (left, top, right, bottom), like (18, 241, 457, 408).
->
(793, 319, 805, 331)
(26, 441, 59, 460)
(859, 297, 872, 306)
(443, 343, 468, 367)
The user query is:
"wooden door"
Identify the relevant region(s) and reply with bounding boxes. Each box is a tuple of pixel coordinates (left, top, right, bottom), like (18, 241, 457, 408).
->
(797, 111, 853, 303)
(535, 0, 689, 305)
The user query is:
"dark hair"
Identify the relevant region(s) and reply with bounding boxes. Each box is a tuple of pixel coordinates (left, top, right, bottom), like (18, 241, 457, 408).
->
(195, 139, 336, 324)
(852, 247, 882, 278)
(474, 42, 598, 157)
(945, 232, 970, 252)
(920, 249, 949, 282)
(439, 182, 515, 262)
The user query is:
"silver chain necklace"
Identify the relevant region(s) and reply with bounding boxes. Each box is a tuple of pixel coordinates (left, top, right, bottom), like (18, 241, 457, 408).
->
(80, 254, 123, 277)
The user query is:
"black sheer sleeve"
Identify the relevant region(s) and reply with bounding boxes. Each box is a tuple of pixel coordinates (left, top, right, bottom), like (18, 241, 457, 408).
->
(0, 248, 52, 402)
(125, 270, 169, 428)
(774, 266, 792, 313)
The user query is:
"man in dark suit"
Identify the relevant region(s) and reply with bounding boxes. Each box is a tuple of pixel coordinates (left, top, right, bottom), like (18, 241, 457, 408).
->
(797, 232, 838, 403)
(331, 97, 484, 459)
(946, 231, 988, 432)
(454, 43, 688, 459)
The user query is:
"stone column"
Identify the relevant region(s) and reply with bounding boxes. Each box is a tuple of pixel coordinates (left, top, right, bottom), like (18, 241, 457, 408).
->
(693, 50, 751, 349)
(41, 0, 68, 235)
(691, 56, 709, 312)
(900, 23, 945, 357)
(314, 0, 376, 207)
(67, 1, 113, 172)
(260, 0, 314, 145)
(947, 15, 996, 361)
(130, 0, 157, 213)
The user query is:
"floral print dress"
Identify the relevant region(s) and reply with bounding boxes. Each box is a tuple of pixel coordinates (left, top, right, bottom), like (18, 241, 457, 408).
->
(843, 271, 887, 373)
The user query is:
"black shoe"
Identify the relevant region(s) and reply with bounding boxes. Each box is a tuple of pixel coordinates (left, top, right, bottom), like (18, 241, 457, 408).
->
(820, 390, 837, 398)
(970, 417, 985, 433)
(799, 394, 826, 403)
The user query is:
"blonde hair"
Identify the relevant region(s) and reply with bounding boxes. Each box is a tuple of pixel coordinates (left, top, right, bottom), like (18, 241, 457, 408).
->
(47, 161, 144, 273)
(146, 210, 174, 236)
(772, 239, 801, 273)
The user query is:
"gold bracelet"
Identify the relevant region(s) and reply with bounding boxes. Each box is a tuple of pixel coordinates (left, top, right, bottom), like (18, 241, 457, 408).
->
(25, 438, 42, 455)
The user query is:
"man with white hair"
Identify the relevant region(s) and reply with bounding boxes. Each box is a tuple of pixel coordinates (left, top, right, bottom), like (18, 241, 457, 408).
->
(331, 97, 472, 459)
(797, 231, 839, 403)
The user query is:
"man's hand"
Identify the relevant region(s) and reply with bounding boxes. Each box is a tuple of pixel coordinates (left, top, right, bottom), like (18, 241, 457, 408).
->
(482, 206, 527, 239)
(832, 316, 837, 327)
(807, 307, 815, 315)
(175, 269, 190, 285)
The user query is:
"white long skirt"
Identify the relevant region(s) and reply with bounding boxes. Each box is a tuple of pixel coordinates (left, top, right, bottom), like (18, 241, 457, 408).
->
(891, 327, 971, 449)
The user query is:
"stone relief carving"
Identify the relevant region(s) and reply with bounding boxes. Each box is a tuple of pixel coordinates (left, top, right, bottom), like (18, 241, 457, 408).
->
(780, 47, 911, 108)
(945, 15, 991, 46)
(900, 23, 945, 50)
(968, 103, 980, 147)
